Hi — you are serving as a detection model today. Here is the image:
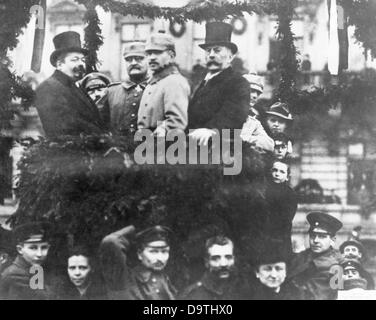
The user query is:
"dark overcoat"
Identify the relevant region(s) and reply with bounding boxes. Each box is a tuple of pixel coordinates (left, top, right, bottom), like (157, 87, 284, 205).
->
(188, 67, 250, 130)
(35, 70, 105, 138)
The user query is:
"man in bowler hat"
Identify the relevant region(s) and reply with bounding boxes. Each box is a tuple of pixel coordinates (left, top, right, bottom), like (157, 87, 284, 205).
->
(287, 212, 344, 300)
(35, 31, 105, 138)
(100, 225, 176, 300)
(188, 22, 250, 146)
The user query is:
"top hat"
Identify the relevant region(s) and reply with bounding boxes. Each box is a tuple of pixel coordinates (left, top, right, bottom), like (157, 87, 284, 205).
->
(135, 225, 172, 247)
(255, 239, 291, 267)
(123, 41, 146, 59)
(145, 31, 175, 53)
(266, 102, 293, 121)
(307, 212, 343, 236)
(199, 22, 238, 54)
(81, 72, 111, 91)
(50, 31, 88, 67)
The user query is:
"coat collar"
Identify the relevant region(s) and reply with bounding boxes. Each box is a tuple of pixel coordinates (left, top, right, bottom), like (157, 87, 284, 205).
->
(205, 67, 234, 85)
(133, 264, 167, 284)
(14, 255, 33, 270)
(148, 64, 179, 85)
(122, 77, 148, 90)
(53, 69, 77, 87)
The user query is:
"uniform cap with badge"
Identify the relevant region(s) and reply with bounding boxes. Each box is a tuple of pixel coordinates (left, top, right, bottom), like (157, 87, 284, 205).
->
(339, 239, 366, 256)
(123, 41, 146, 59)
(145, 31, 175, 53)
(80, 72, 111, 92)
(13, 222, 52, 244)
(135, 225, 172, 248)
(307, 211, 343, 236)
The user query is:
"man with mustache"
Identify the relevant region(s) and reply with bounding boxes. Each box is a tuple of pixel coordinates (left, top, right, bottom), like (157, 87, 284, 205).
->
(104, 42, 148, 136)
(287, 212, 344, 300)
(100, 225, 176, 300)
(137, 31, 190, 136)
(35, 31, 105, 138)
(180, 236, 249, 300)
(188, 22, 250, 146)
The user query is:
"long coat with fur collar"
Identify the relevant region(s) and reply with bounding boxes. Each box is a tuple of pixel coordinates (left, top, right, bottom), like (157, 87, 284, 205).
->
(35, 70, 105, 138)
(188, 67, 250, 130)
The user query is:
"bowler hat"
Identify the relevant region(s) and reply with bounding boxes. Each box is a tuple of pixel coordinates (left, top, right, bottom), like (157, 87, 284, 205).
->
(13, 222, 52, 244)
(135, 225, 172, 247)
(199, 22, 238, 54)
(145, 31, 175, 53)
(266, 102, 293, 121)
(50, 31, 88, 67)
(81, 72, 111, 91)
(123, 41, 146, 59)
(307, 211, 343, 236)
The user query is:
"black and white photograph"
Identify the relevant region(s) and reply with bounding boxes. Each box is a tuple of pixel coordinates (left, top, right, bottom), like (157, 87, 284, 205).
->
(1, 0, 376, 303)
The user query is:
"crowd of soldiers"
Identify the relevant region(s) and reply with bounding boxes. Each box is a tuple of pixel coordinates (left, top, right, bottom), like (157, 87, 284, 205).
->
(0, 21, 374, 300)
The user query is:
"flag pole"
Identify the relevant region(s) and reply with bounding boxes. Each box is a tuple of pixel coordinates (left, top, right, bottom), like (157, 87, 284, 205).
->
(31, 0, 47, 73)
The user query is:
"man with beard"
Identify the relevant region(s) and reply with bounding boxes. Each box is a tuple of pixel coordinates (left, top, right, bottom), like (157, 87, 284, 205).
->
(104, 42, 148, 136)
(339, 239, 374, 289)
(100, 225, 176, 300)
(137, 32, 190, 136)
(188, 22, 249, 146)
(180, 236, 249, 300)
(35, 31, 105, 138)
(287, 212, 344, 300)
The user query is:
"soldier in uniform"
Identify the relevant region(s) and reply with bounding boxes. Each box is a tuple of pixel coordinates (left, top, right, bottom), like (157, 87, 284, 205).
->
(287, 212, 344, 300)
(104, 42, 148, 136)
(339, 240, 375, 289)
(180, 236, 250, 300)
(99, 225, 176, 300)
(80, 72, 111, 125)
(0, 222, 55, 300)
(138, 32, 190, 136)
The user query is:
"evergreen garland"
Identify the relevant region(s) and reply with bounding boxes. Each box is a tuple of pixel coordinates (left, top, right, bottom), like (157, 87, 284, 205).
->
(83, 0, 104, 72)
(275, 0, 300, 102)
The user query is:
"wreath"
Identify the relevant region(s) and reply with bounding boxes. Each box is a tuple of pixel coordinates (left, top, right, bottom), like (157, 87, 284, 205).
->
(231, 16, 247, 35)
(169, 21, 186, 38)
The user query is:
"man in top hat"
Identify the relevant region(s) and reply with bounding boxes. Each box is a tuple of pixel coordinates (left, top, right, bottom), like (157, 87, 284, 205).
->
(35, 31, 105, 138)
(0, 222, 55, 300)
(103, 42, 149, 136)
(287, 212, 344, 300)
(137, 32, 190, 136)
(100, 225, 176, 300)
(188, 22, 250, 146)
(339, 239, 375, 289)
(180, 235, 251, 300)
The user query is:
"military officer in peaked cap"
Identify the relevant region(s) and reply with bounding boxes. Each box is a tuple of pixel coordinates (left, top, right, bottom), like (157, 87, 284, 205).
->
(100, 224, 176, 300)
(104, 42, 149, 136)
(287, 212, 344, 300)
